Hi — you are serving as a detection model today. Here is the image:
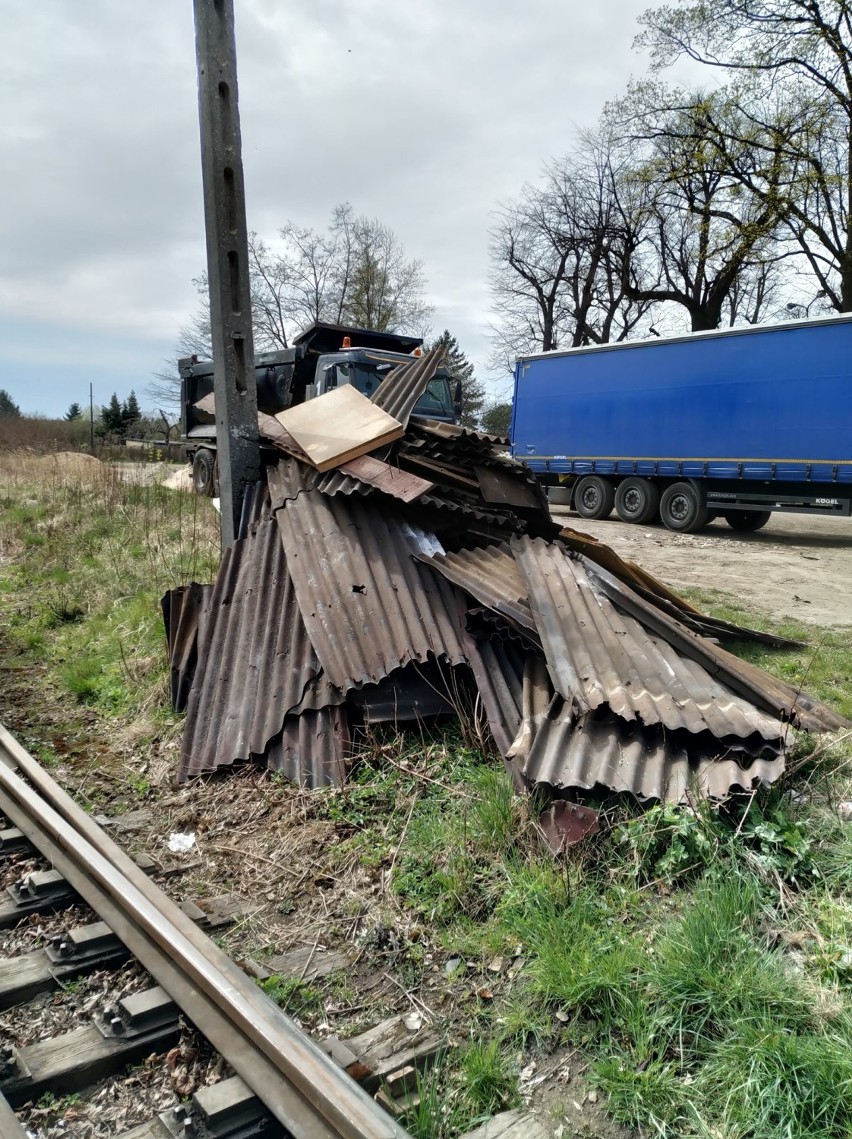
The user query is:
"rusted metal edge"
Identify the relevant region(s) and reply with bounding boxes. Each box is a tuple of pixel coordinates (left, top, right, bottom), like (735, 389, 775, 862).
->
(584, 557, 850, 733)
(370, 345, 446, 428)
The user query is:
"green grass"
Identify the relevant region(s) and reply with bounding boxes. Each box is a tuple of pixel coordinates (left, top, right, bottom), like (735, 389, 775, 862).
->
(678, 585, 852, 721)
(258, 975, 323, 1018)
(0, 456, 219, 734)
(5, 460, 852, 1138)
(374, 643, 852, 1137)
(400, 1041, 520, 1138)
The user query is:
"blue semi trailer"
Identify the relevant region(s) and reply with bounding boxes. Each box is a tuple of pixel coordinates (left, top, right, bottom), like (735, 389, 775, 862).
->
(511, 314, 852, 533)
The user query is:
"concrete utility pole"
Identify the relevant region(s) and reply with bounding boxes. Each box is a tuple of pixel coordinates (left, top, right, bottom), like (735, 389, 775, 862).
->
(193, 0, 261, 546)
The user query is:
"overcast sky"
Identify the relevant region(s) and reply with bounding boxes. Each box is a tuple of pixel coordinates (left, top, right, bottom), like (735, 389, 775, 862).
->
(1, 0, 667, 418)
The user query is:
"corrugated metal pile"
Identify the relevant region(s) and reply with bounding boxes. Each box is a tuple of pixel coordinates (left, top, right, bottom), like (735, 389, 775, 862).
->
(164, 347, 849, 831)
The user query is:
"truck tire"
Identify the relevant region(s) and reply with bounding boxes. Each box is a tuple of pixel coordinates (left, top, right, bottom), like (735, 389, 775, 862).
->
(573, 476, 615, 520)
(192, 448, 217, 497)
(660, 482, 710, 533)
(614, 477, 660, 524)
(724, 510, 771, 532)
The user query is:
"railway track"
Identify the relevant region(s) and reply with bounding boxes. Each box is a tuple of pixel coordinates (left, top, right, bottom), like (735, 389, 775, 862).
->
(0, 721, 412, 1139)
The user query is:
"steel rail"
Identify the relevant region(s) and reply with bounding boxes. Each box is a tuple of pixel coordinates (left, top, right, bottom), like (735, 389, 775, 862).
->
(0, 1090, 29, 1139)
(0, 722, 409, 1139)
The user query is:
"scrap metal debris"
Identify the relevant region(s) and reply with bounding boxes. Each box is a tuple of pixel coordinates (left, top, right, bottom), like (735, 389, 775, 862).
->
(164, 361, 850, 840)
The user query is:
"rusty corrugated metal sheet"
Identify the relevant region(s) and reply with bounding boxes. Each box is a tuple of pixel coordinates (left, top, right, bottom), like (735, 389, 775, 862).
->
(370, 346, 446, 428)
(178, 517, 342, 782)
(474, 464, 549, 513)
(512, 536, 784, 741)
(350, 661, 456, 724)
(556, 524, 802, 650)
(539, 801, 601, 850)
(465, 633, 784, 802)
(584, 557, 850, 732)
(520, 704, 785, 803)
(161, 582, 212, 713)
(418, 544, 537, 637)
(237, 480, 271, 539)
(267, 456, 432, 511)
(267, 458, 370, 509)
(265, 707, 351, 789)
(462, 633, 529, 759)
(415, 492, 520, 533)
(276, 491, 467, 691)
(408, 418, 510, 449)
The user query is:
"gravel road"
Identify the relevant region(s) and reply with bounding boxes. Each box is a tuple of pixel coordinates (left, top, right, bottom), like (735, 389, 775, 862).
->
(551, 509, 852, 627)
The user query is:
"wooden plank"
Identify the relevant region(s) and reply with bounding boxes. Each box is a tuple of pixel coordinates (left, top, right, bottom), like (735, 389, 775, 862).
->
(275, 386, 404, 472)
(459, 1110, 549, 1139)
(0, 873, 78, 928)
(342, 1015, 442, 1093)
(0, 949, 53, 1009)
(265, 945, 350, 982)
(178, 893, 250, 929)
(2, 1020, 180, 1106)
(336, 455, 434, 503)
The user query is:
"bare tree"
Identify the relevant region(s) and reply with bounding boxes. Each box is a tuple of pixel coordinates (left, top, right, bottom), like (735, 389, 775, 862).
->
(608, 85, 788, 331)
(150, 205, 433, 408)
(248, 234, 290, 349)
(271, 203, 432, 335)
(636, 0, 852, 309)
(489, 132, 653, 369)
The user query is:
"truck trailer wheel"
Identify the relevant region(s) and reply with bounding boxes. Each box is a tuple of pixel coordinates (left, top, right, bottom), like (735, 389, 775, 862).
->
(660, 482, 710, 533)
(573, 476, 615, 520)
(615, 477, 660, 524)
(192, 448, 218, 497)
(724, 510, 771, 532)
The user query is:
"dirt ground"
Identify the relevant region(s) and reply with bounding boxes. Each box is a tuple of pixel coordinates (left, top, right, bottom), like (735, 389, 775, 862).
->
(551, 508, 852, 628)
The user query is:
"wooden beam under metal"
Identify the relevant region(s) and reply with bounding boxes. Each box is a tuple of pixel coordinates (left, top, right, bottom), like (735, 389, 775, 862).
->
(193, 0, 261, 546)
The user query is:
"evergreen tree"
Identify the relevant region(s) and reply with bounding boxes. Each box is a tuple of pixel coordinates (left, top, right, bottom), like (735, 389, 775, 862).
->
(64, 402, 83, 421)
(122, 390, 141, 429)
(432, 330, 485, 429)
(0, 390, 21, 418)
(481, 401, 512, 438)
(97, 393, 125, 438)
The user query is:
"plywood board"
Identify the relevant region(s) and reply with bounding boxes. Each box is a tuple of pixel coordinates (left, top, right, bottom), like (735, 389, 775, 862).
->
(257, 411, 309, 460)
(274, 386, 404, 471)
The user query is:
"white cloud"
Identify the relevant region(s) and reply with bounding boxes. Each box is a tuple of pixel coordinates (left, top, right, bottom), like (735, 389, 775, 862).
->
(0, 0, 661, 414)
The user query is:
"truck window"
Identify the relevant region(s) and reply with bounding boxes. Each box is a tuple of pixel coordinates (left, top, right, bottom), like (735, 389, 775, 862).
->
(413, 377, 453, 418)
(348, 363, 392, 397)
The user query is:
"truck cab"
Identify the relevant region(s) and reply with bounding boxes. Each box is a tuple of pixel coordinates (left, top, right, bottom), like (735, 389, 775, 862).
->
(180, 322, 462, 494)
(311, 346, 457, 420)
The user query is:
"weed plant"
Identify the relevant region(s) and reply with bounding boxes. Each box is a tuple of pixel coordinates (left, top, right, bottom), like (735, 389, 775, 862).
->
(384, 710, 852, 1136)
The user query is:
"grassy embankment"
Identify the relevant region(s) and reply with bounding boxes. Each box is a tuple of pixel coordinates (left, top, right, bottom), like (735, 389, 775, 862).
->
(2, 454, 852, 1137)
(0, 452, 218, 751)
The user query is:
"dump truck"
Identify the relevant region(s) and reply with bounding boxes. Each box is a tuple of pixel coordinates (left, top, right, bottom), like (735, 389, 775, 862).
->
(511, 313, 852, 533)
(180, 321, 462, 495)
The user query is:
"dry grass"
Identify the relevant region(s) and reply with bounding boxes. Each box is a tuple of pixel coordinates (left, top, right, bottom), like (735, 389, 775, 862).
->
(0, 415, 91, 453)
(0, 448, 220, 747)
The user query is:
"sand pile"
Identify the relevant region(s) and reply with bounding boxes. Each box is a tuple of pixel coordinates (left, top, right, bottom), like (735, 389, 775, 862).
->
(163, 466, 193, 491)
(40, 452, 102, 475)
